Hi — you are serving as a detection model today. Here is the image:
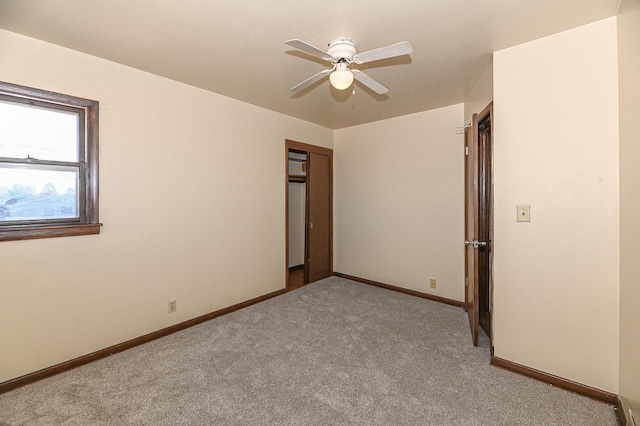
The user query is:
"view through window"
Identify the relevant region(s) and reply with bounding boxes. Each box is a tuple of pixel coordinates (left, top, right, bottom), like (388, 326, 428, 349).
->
(0, 100, 80, 221)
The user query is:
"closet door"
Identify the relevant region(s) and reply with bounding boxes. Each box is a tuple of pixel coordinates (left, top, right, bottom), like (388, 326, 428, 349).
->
(307, 151, 332, 283)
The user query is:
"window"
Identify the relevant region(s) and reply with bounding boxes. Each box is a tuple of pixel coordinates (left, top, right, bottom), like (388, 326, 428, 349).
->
(0, 81, 100, 241)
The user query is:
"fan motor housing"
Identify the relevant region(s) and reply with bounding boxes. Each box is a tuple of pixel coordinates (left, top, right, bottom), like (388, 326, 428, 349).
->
(327, 38, 357, 61)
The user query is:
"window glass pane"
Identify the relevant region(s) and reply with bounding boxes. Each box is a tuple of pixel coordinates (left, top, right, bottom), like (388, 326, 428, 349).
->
(0, 164, 79, 222)
(0, 100, 79, 162)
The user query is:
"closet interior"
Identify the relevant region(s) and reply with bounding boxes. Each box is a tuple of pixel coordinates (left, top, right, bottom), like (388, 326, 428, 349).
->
(288, 150, 307, 290)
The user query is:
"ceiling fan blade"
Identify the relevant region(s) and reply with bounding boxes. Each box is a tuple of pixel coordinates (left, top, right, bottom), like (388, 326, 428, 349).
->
(285, 39, 332, 61)
(352, 70, 389, 95)
(290, 69, 332, 92)
(352, 41, 413, 64)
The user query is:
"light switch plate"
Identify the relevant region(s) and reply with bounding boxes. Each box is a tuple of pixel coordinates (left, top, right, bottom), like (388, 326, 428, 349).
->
(517, 205, 531, 222)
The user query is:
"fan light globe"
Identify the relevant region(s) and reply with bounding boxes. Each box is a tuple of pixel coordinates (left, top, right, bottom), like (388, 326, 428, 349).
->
(330, 69, 354, 90)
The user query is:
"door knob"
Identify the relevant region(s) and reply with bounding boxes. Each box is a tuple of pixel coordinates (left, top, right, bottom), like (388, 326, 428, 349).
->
(465, 240, 487, 249)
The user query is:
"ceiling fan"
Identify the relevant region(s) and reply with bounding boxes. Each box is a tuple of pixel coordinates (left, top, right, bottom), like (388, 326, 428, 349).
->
(285, 38, 413, 95)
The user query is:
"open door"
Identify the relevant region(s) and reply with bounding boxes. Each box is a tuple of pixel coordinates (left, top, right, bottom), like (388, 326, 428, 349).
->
(285, 140, 333, 290)
(464, 102, 493, 347)
(307, 151, 332, 283)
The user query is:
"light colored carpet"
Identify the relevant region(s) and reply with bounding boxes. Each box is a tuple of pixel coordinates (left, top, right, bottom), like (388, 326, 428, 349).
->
(0, 277, 617, 425)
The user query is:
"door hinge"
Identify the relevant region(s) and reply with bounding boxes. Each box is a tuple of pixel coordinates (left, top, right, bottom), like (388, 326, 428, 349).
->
(465, 146, 469, 156)
(465, 277, 468, 287)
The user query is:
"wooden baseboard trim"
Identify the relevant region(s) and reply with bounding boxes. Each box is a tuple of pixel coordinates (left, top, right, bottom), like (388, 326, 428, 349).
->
(0, 288, 287, 394)
(491, 356, 617, 405)
(334, 272, 464, 308)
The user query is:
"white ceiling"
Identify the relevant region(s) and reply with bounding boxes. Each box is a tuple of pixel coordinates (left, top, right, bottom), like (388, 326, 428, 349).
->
(0, 0, 620, 129)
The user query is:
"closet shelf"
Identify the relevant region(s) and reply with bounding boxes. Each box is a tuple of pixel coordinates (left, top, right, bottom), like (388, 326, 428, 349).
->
(288, 174, 306, 183)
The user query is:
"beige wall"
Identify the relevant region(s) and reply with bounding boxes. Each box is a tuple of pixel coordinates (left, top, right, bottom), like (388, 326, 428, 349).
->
(334, 104, 465, 302)
(493, 18, 620, 392)
(0, 29, 332, 382)
(618, 0, 640, 417)
(464, 62, 493, 121)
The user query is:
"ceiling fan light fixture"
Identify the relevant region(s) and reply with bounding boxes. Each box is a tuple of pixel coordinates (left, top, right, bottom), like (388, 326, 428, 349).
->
(330, 64, 354, 90)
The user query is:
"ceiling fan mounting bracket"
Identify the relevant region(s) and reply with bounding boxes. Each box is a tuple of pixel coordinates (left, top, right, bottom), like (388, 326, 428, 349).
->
(327, 38, 357, 62)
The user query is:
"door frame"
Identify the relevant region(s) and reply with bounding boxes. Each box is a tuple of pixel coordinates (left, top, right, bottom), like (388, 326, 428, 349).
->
(285, 139, 333, 291)
(464, 102, 494, 347)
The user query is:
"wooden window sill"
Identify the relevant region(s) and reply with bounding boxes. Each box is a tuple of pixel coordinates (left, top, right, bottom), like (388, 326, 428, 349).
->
(0, 223, 102, 242)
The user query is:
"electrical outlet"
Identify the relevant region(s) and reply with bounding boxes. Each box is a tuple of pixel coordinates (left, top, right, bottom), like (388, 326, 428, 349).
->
(168, 300, 177, 313)
(430, 278, 437, 289)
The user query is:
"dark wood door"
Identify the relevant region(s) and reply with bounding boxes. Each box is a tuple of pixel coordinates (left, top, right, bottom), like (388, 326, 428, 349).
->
(465, 113, 480, 347)
(477, 122, 492, 338)
(307, 151, 332, 283)
(465, 102, 493, 347)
